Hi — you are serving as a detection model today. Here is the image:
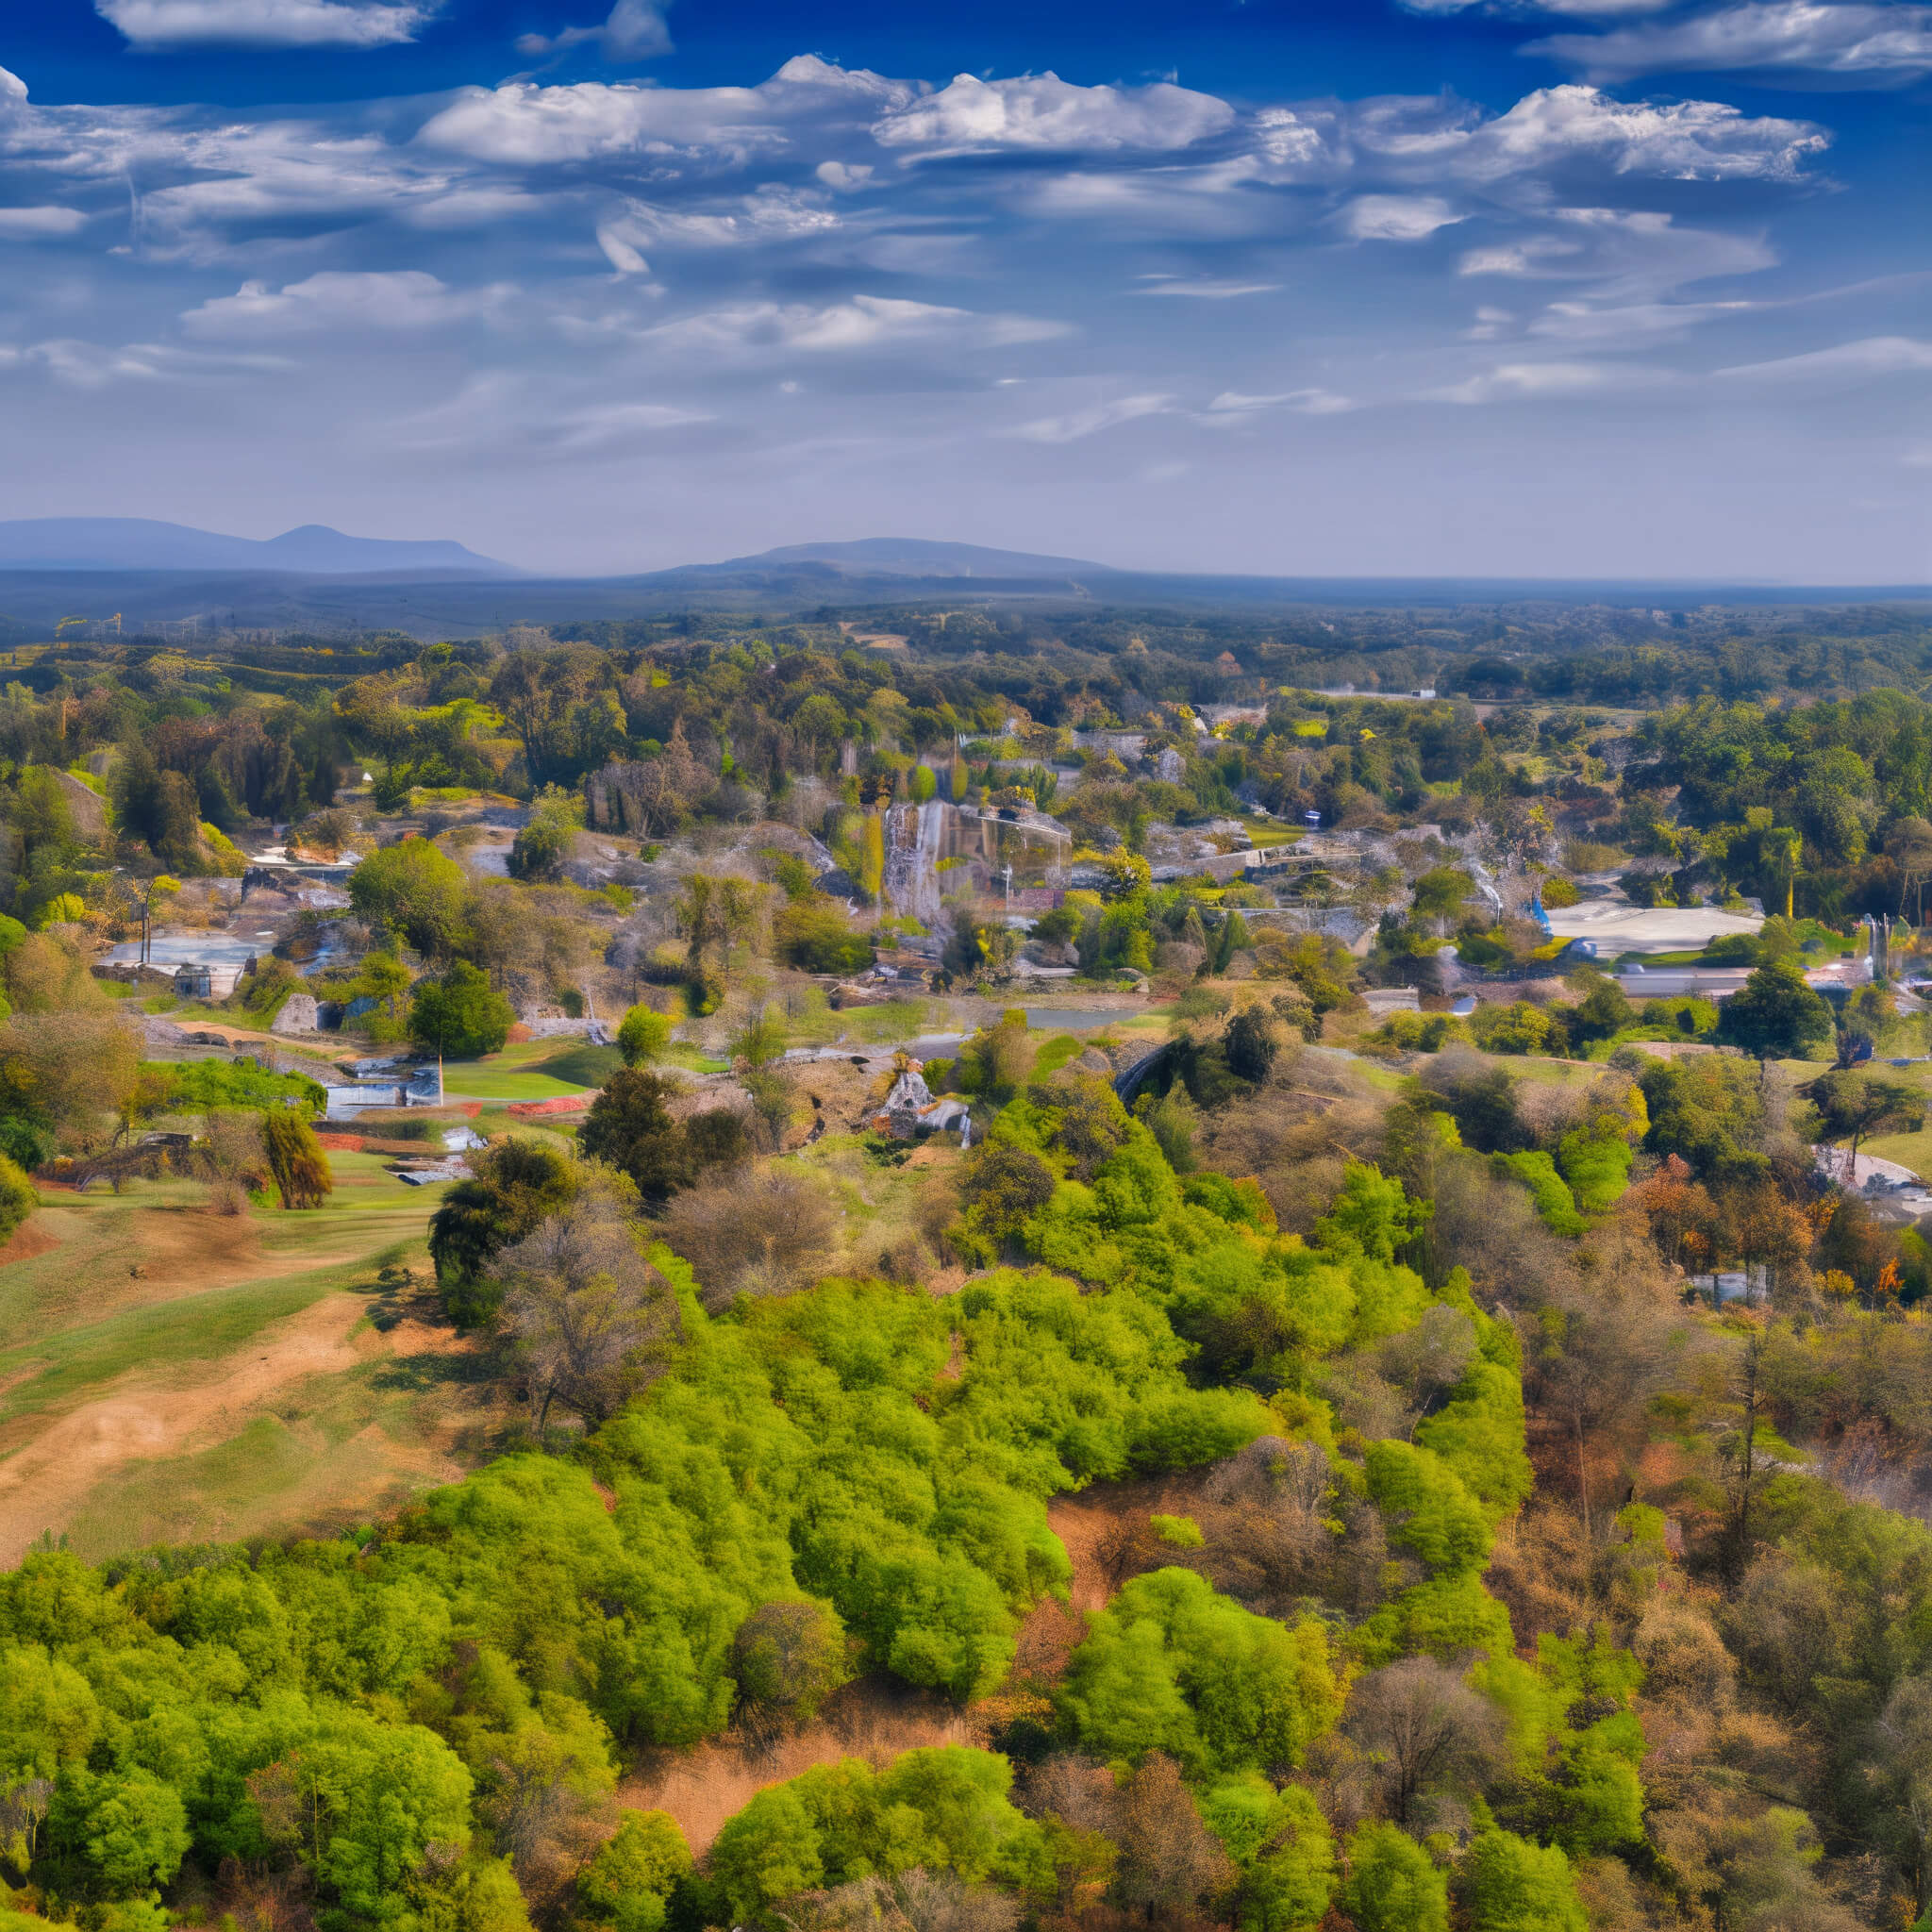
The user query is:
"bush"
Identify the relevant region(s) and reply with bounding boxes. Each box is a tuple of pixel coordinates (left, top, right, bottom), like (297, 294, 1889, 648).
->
(774, 896, 874, 975)
(657, 1168, 836, 1308)
(617, 1003, 674, 1067)
(0, 1151, 35, 1242)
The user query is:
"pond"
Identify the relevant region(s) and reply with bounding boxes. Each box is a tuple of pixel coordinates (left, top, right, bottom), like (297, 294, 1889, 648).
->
(1024, 1008, 1141, 1031)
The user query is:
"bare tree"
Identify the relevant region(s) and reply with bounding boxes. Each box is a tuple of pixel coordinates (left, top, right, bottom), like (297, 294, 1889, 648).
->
(657, 1167, 837, 1309)
(1341, 1657, 1507, 1825)
(491, 1196, 681, 1431)
(1110, 1754, 1233, 1922)
(1202, 1437, 1335, 1614)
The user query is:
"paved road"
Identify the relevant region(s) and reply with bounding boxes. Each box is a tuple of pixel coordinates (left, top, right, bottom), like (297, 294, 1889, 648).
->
(1612, 967, 1754, 999)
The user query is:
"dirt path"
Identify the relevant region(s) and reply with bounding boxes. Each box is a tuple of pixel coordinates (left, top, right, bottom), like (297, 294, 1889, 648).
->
(0, 1292, 461, 1565)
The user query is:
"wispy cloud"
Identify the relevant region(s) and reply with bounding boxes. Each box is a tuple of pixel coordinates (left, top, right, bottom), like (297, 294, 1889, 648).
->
(1717, 336, 1932, 381)
(1014, 393, 1177, 441)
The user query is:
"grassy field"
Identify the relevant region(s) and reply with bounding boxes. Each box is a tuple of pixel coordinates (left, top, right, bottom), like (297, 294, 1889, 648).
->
(0, 1151, 508, 1564)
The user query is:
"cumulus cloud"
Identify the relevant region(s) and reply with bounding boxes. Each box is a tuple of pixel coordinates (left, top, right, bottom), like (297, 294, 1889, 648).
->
(96, 0, 433, 50)
(641, 294, 1068, 356)
(598, 185, 837, 255)
(0, 206, 91, 238)
(1530, 2, 1932, 84)
(180, 271, 509, 337)
(515, 0, 673, 62)
(1717, 336, 1932, 380)
(873, 73, 1234, 154)
(1341, 194, 1464, 241)
(815, 160, 874, 191)
(418, 57, 909, 164)
(1013, 393, 1177, 441)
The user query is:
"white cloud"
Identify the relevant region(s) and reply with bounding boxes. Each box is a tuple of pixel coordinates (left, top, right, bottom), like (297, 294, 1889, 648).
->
(641, 294, 1067, 356)
(1341, 194, 1463, 242)
(1013, 393, 1177, 441)
(873, 73, 1234, 154)
(1206, 389, 1356, 414)
(418, 58, 910, 165)
(180, 270, 508, 336)
(0, 207, 90, 238)
(1531, 3, 1932, 84)
(1229, 85, 1825, 192)
(1135, 277, 1280, 298)
(1457, 208, 1776, 299)
(1426, 358, 1669, 403)
(1528, 297, 1754, 343)
(0, 337, 290, 387)
(1432, 85, 1826, 182)
(96, 0, 432, 50)
(515, 0, 673, 62)
(1716, 336, 1932, 381)
(390, 374, 708, 457)
(815, 160, 874, 191)
(597, 185, 837, 254)
(1465, 306, 1515, 340)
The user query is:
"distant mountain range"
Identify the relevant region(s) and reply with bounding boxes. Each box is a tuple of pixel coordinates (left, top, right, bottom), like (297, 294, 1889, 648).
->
(0, 525, 1924, 635)
(0, 518, 517, 576)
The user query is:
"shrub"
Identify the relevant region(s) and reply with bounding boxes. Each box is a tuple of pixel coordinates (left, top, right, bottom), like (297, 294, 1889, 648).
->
(617, 1004, 674, 1067)
(0, 1152, 35, 1242)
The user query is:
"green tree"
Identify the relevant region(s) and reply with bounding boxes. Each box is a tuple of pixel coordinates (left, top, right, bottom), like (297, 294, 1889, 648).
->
(1060, 1567, 1339, 1778)
(1718, 958, 1833, 1062)
(576, 1812, 691, 1932)
(507, 786, 582, 883)
(1456, 1826, 1587, 1932)
(616, 1004, 673, 1068)
(262, 1109, 333, 1210)
(1340, 1822, 1448, 1932)
(411, 962, 515, 1059)
(578, 1070, 692, 1208)
(348, 840, 471, 958)
(48, 1768, 190, 1899)
(1807, 1069, 1924, 1188)
(428, 1139, 583, 1327)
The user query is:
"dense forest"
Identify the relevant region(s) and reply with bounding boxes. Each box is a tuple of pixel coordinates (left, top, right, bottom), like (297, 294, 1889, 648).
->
(3, 604, 1932, 1931)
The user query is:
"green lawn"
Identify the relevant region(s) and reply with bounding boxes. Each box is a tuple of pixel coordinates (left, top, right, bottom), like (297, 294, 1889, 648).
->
(441, 1037, 625, 1100)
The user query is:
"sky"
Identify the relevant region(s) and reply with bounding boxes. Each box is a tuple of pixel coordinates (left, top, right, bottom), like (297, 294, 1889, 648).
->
(0, 0, 1928, 580)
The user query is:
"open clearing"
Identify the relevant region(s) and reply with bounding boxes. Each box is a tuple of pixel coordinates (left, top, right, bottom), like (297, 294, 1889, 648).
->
(0, 1152, 509, 1563)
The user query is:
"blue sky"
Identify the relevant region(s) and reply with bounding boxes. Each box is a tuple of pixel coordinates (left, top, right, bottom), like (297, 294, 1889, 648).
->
(1, 0, 1927, 579)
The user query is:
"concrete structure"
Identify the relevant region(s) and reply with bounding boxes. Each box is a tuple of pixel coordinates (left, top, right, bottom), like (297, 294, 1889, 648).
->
(1541, 899, 1763, 957)
(271, 993, 320, 1034)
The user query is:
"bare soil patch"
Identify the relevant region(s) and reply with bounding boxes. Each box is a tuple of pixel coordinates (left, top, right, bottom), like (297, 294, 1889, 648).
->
(0, 1215, 63, 1268)
(620, 1679, 981, 1857)
(0, 1293, 481, 1564)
